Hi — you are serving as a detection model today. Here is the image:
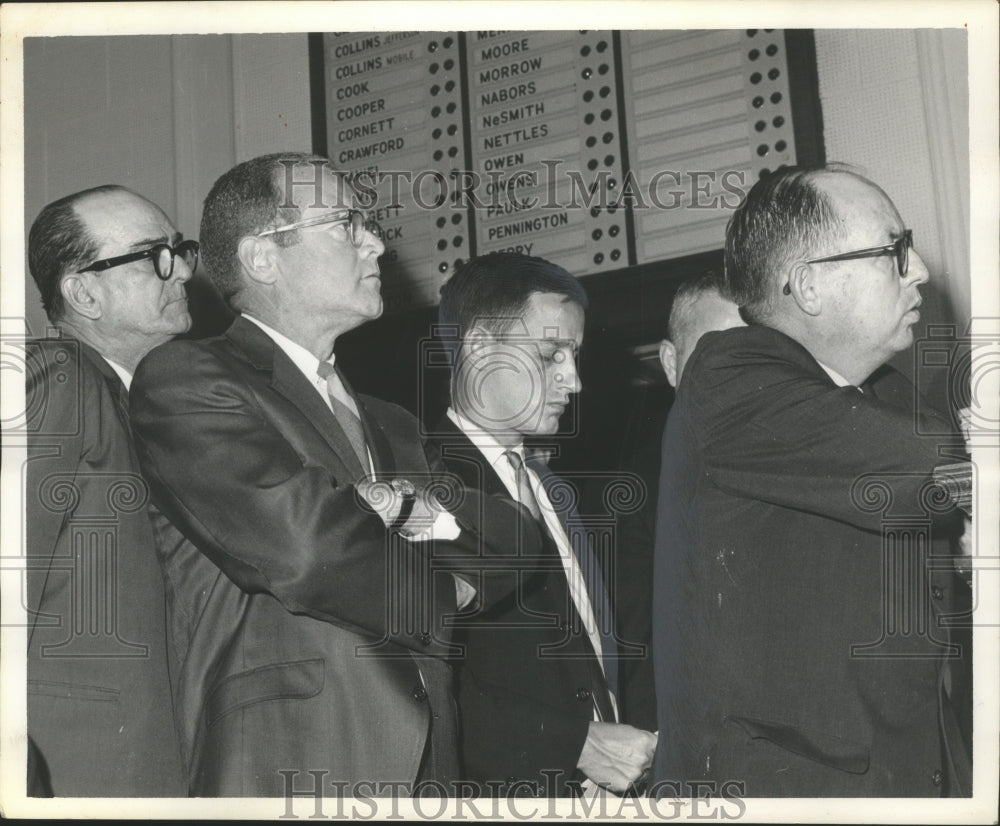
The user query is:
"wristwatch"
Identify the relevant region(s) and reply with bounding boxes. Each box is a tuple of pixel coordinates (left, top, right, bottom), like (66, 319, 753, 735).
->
(388, 478, 416, 532)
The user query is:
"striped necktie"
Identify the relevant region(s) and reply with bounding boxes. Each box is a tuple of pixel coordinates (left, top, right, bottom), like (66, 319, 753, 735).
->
(528, 458, 619, 703)
(316, 361, 368, 470)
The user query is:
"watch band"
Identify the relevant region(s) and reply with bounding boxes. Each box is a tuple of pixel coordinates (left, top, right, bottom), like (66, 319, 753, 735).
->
(388, 479, 416, 532)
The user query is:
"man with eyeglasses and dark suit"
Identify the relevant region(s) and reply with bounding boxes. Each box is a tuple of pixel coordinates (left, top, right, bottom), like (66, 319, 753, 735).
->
(652, 165, 971, 797)
(24, 185, 194, 795)
(128, 153, 540, 796)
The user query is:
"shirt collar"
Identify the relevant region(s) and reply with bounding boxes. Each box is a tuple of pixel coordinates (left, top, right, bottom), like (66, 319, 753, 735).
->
(102, 357, 133, 391)
(243, 313, 330, 380)
(816, 359, 854, 389)
(447, 407, 524, 471)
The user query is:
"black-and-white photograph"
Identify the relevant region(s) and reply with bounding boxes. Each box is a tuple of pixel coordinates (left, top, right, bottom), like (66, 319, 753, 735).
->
(1, 2, 997, 821)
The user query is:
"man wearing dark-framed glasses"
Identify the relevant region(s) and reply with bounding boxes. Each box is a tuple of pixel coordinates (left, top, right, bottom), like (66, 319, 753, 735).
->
(77, 237, 199, 282)
(652, 165, 971, 797)
(23, 185, 191, 796)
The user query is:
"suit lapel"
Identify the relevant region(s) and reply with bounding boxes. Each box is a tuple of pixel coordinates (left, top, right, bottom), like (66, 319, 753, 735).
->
(433, 417, 514, 500)
(226, 318, 369, 481)
(527, 459, 577, 536)
(434, 418, 569, 565)
(78, 341, 132, 433)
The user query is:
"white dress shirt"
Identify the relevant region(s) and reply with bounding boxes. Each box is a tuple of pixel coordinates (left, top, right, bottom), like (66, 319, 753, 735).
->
(103, 357, 133, 391)
(817, 359, 855, 389)
(243, 313, 374, 472)
(446, 407, 608, 686)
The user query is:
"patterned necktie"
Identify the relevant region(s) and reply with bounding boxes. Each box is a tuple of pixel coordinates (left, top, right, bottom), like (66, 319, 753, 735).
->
(504, 450, 542, 521)
(528, 458, 619, 703)
(316, 361, 368, 471)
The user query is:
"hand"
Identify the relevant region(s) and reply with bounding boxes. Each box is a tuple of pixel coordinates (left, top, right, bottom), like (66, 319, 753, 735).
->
(577, 722, 657, 792)
(958, 515, 973, 557)
(958, 406, 972, 450)
(955, 515, 973, 584)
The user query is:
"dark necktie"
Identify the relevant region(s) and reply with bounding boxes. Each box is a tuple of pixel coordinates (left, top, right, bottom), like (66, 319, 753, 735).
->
(528, 458, 619, 703)
(316, 361, 368, 471)
(504, 450, 542, 520)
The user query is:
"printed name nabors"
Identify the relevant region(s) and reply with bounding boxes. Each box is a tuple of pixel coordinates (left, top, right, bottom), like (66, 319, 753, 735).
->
(479, 81, 536, 107)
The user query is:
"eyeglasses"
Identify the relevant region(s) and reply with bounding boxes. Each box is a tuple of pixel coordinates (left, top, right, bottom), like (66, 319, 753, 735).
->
(78, 240, 199, 281)
(784, 229, 913, 295)
(256, 209, 379, 248)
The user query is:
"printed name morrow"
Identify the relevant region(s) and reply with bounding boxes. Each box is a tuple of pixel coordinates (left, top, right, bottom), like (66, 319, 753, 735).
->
(278, 772, 748, 820)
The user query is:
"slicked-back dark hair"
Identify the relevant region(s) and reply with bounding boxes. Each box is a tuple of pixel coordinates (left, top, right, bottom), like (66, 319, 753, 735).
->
(200, 152, 347, 308)
(28, 184, 128, 321)
(724, 165, 842, 324)
(438, 252, 588, 363)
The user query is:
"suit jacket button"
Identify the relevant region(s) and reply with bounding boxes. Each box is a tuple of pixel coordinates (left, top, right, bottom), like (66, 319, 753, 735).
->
(931, 586, 943, 601)
(413, 686, 428, 701)
(575, 688, 591, 702)
(931, 769, 943, 787)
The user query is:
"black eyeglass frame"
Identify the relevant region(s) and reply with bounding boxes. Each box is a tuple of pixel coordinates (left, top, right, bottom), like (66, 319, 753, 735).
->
(256, 208, 379, 248)
(77, 239, 200, 281)
(783, 229, 913, 295)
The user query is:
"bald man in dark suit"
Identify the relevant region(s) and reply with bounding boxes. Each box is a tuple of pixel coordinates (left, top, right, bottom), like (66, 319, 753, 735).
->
(25, 185, 193, 795)
(653, 166, 970, 796)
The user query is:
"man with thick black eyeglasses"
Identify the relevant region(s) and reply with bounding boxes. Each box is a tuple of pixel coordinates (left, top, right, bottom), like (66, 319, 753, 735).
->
(77, 238, 199, 282)
(23, 185, 191, 796)
(651, 165, 971, 797)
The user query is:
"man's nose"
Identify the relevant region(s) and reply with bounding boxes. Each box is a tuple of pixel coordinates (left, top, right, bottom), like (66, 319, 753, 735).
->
(364, 226, 386, 258)
(557, 353, 582, 394)
(906, 249, 930, 286)
(172, 254, 195, 284)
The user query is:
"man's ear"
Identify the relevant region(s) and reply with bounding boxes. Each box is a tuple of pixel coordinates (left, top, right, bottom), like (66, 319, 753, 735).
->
(237, 236, 279, 286)
(784, 262, 822, 317)
(464, 324, 497, 354)
(659, 338, 678, 388)
(59, 273, 102, 321)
